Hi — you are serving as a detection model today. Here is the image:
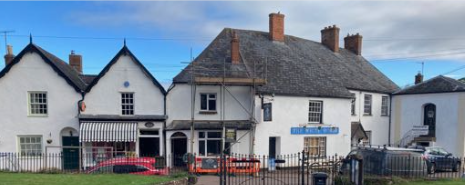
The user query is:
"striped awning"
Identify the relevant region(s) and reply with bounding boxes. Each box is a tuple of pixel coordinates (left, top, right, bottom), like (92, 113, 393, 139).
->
(79, 122, 138, 142)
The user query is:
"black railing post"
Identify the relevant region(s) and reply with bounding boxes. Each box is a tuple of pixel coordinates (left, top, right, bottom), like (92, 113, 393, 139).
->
(301, 150, 305, 185)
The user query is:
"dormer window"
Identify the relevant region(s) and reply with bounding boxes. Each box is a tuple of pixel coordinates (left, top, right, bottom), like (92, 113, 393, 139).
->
(121, 93, 134, 115)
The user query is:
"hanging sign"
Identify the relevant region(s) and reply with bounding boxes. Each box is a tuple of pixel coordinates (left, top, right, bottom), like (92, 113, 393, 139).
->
(290, 126, 339, 135)
(225, 129, 236, 142)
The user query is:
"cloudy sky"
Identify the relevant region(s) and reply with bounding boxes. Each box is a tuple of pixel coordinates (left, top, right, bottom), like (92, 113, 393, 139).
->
(1, 1, 465, 88)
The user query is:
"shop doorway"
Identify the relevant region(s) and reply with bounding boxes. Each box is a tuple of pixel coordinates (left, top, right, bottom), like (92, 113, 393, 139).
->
(171, 132, 187, 167)
(139, 138, 160, 157)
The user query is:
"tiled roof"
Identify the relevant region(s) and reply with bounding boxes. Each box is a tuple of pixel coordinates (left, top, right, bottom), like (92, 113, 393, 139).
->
(0, 43, 87, 92)
(79, 74, 97, 85)
(394, 75, 465, 95)
(174, 28, 399, 98)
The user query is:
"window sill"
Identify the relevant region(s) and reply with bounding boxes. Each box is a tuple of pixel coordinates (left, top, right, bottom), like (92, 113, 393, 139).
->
(351, 114, 357, 116)
(199, 111, 218, 115)
(27, 115, 48, 117)
(381, 115, 389, 117)
(363, 114, 372, 116)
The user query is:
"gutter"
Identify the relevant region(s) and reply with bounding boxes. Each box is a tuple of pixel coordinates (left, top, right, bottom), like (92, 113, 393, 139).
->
(163, 94, 167, 157)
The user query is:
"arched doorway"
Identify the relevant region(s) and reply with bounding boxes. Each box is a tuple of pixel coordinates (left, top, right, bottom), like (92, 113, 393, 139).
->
(423, 104, 436, 137)
(171, 132, 187, 167)
(60, 127, 79, 170)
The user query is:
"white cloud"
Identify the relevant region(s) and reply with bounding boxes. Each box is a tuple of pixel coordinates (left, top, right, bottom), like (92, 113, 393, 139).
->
(68, 1, 465, 61)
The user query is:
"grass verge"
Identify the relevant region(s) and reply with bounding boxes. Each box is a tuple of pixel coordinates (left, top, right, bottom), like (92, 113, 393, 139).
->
(0, 172, 184, 185)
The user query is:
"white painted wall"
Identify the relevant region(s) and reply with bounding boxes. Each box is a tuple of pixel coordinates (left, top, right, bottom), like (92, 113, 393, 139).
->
(166, 84, 253, 123)
(82, 54, 166, 155)
(391, 93, 464, 156)
(349, 90, 390, 146)
(254, 95, 352, 156)
(83, 55, 165, 116)
(0, 52, 81, 153)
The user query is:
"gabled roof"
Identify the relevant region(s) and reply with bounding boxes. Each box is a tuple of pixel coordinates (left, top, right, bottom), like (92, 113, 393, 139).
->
(174, 28, 399, 98)
(0, 43, 87, 92)
(85, 46, 166, 95)
(394, 75, 465, 95)
(80, 74, 97, 85)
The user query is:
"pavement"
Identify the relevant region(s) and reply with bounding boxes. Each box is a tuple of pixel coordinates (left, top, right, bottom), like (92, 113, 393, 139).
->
(196, 175, 220, 185)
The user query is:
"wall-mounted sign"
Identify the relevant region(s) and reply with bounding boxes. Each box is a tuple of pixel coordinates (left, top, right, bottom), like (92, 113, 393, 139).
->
(263, 103, 272, 122)
(412, 125, 429, 135)
(290, 126, 339, 135)
(124, 81, 130, 88)
(145, 122, 154, 128)
(225, 129, 236, 142)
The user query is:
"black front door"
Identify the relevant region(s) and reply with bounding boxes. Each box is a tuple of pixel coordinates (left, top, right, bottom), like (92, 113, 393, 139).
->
(171, 138, 187, 166)
(62, 136, 79, 170)
(269, 137, 276, 159)
(424, 104, 436, 137)
(139, 138, 160, 157)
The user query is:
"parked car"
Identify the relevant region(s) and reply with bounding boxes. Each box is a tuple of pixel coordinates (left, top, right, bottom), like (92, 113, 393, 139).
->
(340, 146, 428, 177)
(86, 157, 168, 175)
(420, 147, 461, 174)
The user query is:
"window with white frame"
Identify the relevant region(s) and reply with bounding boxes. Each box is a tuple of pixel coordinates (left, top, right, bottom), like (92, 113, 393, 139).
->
(198, 131, 221, 156)
(29, 92, 47, 116)
(351, 93, 356, 116)
(381, 96, 389, 116)
(200, 93, 217, 111)
(18, 136, 42, 156)
(121, 93, 134, 115)
(363, 94, 372, 115)
(304, 137, 326, 157)
(308, 101, 323, 123)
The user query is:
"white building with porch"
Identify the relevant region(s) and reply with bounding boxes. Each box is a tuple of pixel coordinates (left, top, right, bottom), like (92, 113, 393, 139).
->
(391, 74, 465, 156)
(0, 41, 87, 170)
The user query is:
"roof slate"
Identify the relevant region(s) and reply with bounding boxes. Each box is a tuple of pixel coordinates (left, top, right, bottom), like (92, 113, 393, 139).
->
(174, 28, 399, 98)
(394, 75, 465, 95)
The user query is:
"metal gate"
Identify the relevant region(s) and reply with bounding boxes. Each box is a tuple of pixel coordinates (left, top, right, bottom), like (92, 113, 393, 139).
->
(220, 151, 344, 185)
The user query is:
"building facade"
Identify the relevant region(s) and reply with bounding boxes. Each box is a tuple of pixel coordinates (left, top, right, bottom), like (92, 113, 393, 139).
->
(0, 43, 87, 170)
(167, 12, 399, 161)
(79, 45, 167, 167)
(391, 75, 465, 156)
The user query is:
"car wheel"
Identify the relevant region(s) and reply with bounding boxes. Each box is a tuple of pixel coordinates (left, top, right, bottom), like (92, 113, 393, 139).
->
(428, 163, 436, 174)
(452, 162, 460, 172)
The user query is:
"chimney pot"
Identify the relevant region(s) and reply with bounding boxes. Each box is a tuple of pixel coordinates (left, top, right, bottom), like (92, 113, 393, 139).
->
(69, 51, 83, 74)
(321, 25, 340, 52)
(344, 33, 363, 55)
(4, 45, 14, 66)
(415, 72, 423, 84)
(269, 12, 285, 42)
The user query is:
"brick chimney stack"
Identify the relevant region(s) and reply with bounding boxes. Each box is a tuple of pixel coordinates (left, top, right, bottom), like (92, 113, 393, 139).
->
(415, 72, 423, 84)
(269, 12, 285, 42)
(231, 32, 240, 64)
(321, 25, 340, 52)
(69, 50, 83, 74)
(4, 45, 14, 66)
(344, 33, 363, 55)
